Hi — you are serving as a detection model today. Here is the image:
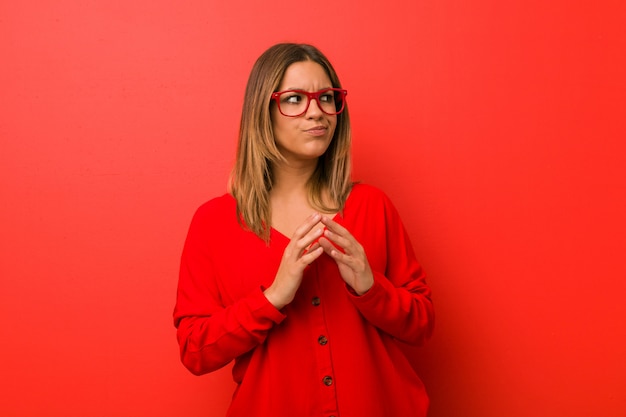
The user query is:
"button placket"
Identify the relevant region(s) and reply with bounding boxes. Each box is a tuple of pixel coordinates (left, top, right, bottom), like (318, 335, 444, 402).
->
(308, 261, 338, 415)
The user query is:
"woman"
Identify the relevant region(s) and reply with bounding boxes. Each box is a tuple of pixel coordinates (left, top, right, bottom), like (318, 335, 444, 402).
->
(174, 43, 434, 417)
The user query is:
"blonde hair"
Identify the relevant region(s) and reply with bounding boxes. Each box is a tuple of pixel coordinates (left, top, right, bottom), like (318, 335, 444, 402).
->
(229, 43, 352, 242)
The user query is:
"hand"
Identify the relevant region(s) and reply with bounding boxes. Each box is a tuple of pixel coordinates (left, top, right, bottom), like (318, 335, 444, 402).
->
(318, 216, 374, 295)
(264, 213, 325, 309)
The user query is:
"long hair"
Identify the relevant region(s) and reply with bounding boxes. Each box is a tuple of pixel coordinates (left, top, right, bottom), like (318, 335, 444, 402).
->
(229, 43, 352, 242)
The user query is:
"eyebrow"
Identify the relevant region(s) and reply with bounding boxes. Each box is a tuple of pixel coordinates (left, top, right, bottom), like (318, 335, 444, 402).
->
(282, 86, 334, 91)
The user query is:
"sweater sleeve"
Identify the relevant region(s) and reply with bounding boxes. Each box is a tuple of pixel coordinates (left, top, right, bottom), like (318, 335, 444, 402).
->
(348, 192, 434, 346)
(173, 203, 285, 376)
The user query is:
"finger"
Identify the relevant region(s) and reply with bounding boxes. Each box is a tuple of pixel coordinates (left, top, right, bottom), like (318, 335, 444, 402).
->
(320, 215, 349, 236)
(320, 241, 359, 270)
(318, 237, 343, 257)
(286, 213, 322, 254)
(300, 246, 324, 265)
(292, 212, 322, 240)
(292, 227, 324, 258)
(303, 240, 321, 255)
(320, 218, 358, 252)
(322, 228, 352, 254)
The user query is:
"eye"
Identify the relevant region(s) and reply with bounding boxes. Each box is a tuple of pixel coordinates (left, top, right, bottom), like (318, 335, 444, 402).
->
(319, 92, 335, 103)
(281, 92, 304, 105)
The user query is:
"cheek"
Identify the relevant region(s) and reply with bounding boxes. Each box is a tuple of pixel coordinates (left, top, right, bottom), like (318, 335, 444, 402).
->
(329, 117, 338, 137)
(270, 112, 287, 137)
(271, 118, 296, 149)
(272, 117, 290, 135)
(270, 107, 280, 131)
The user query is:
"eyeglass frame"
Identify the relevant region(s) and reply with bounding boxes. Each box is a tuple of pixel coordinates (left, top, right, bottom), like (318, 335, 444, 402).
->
(270, 88, 348, 117)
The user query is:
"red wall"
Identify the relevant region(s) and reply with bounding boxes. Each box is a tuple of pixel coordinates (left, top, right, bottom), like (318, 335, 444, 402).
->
(2, 1, 625, 416)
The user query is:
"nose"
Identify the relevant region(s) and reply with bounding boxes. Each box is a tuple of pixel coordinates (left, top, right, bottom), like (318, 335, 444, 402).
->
(305, 97, 324, 118)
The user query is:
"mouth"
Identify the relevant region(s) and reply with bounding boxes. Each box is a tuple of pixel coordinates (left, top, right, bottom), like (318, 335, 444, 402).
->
(305, 125, 328, 136)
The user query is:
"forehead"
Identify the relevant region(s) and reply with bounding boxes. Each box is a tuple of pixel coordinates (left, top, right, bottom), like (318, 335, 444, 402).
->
(278, 60, 332, 90)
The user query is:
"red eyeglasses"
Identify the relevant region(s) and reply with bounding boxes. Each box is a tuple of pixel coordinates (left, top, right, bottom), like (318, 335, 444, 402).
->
(271, 88, 348, 117)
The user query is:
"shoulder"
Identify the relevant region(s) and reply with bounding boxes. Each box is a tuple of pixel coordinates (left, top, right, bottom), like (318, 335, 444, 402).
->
(189, 193, 237, 230)
(348, 183, 394, 206)
(194, 193, 236, 217)
(183, 193, 247, 248)
(346, 183, 406, 222)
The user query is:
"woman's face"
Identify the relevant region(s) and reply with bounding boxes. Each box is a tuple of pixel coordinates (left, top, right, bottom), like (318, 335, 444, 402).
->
(271, 60, 337, 165)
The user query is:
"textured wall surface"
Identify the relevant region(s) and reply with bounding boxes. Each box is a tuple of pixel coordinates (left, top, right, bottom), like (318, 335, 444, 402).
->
(1, 1, 625, 416)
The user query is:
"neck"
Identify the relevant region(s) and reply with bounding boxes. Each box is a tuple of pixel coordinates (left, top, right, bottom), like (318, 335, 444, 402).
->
(271, 158, 318, 195)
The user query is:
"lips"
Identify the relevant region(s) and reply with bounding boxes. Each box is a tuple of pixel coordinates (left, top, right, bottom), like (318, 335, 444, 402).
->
(305, 125, 328, 135)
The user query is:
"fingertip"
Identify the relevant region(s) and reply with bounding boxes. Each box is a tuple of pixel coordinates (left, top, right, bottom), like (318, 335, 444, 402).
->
(321, 216, 337, 226)
(308, 246, 324, 261)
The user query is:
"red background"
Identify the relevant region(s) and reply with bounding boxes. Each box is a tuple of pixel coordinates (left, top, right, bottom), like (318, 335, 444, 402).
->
(2, 1, 625, 416)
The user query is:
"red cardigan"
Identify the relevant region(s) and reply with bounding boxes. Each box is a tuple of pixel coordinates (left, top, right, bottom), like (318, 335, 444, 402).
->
(174, 183, 434, 417)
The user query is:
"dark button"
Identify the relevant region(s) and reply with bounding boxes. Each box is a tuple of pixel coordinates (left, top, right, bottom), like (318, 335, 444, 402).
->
(322, 375, 333, 386)
(311, 296, 321, 306)
(318, 335, 328, 345)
